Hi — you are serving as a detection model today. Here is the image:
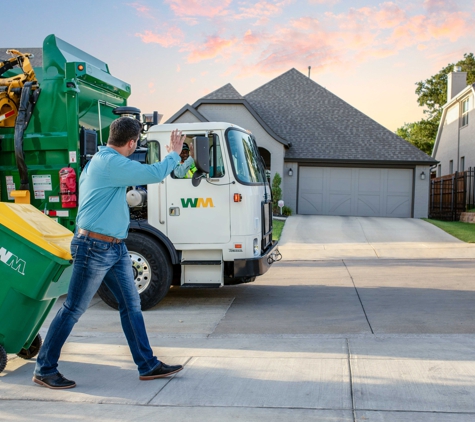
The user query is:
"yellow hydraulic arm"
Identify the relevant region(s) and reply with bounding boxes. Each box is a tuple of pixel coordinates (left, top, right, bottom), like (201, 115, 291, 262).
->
(0, 50, 38, 127)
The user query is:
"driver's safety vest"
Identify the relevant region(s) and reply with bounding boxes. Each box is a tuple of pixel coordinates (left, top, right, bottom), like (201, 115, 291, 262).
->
(184, 163, 197, 179)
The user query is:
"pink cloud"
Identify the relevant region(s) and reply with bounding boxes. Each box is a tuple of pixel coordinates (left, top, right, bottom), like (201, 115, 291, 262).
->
(153, 1, 474, 80)
(387, 11, 471, 49)
(183, 35, 237, 62)
(229, 2, 474, 78)
(236, 0, 293, 20)
(165, 0, 231, 18)
(128, 2, 150, 14)
(424, 0, 458, 13)
(308, 0, 339, 4)
(136, 27, 185, 48)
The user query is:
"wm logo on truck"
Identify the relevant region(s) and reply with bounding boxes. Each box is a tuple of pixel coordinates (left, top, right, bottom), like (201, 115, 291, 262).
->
(180, 198, 215, 208)
(0, 247, 26, 275)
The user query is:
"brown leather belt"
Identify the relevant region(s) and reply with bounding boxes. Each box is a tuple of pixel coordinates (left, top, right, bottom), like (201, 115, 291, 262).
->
(77, 228, 122, 244)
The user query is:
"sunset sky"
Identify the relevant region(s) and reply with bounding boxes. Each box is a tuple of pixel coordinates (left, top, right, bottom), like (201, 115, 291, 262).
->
(4, 0, 474, 131)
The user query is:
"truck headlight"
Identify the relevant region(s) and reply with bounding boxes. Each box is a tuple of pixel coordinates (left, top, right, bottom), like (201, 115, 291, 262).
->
(253, 238, 259, 257)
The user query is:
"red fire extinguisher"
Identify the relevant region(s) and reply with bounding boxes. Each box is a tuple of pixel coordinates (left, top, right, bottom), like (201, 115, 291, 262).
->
(59, 167, 77, 208)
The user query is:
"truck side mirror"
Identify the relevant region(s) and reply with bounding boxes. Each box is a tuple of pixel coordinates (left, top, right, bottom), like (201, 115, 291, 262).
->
(191, 136, 210, 187)
(193, 136, 210, 173)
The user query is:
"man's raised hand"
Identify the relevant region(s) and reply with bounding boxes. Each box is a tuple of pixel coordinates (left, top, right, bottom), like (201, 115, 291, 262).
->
(166, 129, 185, 154)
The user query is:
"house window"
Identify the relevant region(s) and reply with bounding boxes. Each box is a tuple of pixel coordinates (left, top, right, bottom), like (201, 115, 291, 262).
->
(461, 97, 469, 127)
(437, 164, 441, 177)
(449, 160, 454, 174)
(460, 156, 465, 172)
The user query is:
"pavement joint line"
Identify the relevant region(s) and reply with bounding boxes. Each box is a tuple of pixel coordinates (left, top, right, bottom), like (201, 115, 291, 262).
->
(346, 338, 356, 422)
(60, 333, 475, 339)
(356, 408, 475, 415)
(3, 395, 475, 415)
(145, 356, 193, 405)
(356, 217, 380, 258)
(0, 397, 354, 411)
(207, 297, 236, 337)
(343, 260, 374, 334)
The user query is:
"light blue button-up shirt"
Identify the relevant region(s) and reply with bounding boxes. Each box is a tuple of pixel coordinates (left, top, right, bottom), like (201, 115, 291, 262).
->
(77, 146, 180, 239)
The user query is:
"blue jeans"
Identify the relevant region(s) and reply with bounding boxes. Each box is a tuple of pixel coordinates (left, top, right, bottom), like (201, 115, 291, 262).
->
(34, 233, 160, 376)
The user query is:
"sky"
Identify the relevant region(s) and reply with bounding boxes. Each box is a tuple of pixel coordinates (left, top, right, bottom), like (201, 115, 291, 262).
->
(3, 0, 474, 131)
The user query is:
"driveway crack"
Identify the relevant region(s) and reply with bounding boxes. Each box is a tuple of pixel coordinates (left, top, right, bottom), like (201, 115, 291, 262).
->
(343, 260, 374, 334)
(356, 217, 379, 258)
(347, 339, 356, 422)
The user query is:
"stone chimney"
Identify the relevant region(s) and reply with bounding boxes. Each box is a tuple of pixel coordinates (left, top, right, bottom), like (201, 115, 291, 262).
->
(447, 66, 467, 100)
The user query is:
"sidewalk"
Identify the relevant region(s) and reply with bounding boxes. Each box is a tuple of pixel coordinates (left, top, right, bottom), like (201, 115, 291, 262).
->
(2, 333, 475, 421)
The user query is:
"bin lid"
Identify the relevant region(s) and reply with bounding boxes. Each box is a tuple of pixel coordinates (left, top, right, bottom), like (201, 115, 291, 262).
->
(0, 203, 73, 260)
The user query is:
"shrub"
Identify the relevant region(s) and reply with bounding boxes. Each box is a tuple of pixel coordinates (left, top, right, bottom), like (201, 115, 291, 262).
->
(282, 206, 292, 216)
(272, 173, 282, 214)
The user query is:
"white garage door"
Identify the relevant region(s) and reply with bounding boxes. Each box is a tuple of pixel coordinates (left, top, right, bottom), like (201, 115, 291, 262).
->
(298, 167, 413, 217)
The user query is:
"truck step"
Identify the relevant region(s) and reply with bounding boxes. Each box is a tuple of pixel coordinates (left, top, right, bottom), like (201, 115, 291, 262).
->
(181, 260, 221, 266)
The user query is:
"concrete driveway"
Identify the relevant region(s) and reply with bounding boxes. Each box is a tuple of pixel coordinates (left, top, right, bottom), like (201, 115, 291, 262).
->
(279, 215, 475, 260)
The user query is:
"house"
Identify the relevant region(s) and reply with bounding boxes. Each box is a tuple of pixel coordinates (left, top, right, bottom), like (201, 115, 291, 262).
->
(167, 69, 436, 218)
(432, 67, 474, 177)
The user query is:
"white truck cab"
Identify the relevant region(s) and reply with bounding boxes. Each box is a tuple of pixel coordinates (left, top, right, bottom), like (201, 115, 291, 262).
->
(98, 121, 281, 310)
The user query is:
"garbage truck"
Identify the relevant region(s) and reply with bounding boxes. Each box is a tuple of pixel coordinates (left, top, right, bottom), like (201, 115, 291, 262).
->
(0, 35, 280, 310)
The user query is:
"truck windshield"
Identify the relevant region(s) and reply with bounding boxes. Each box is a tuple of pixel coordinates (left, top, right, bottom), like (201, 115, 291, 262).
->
(226, 128, 265, 184)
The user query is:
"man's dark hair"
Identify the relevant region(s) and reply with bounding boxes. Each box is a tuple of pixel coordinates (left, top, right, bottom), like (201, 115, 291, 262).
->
(108, 117, 142, 147)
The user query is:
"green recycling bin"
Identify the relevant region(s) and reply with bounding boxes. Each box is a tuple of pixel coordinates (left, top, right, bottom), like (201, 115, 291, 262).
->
(0, 202, 73, 373)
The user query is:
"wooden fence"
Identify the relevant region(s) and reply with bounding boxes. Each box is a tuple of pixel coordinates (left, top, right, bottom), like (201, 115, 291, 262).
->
(429, 168, 475, 221)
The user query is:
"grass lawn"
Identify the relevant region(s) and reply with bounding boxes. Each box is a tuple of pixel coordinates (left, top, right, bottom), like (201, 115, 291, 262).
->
(423, 218, 475, 243)
(273, 219, 285, 240)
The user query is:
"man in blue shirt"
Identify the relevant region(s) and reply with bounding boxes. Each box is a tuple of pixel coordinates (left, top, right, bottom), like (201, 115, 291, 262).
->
(33, 117, 185, 389)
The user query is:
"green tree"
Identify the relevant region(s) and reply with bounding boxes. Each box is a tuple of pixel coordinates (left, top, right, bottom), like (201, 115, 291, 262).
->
(397, 53, 475, 154)
(271, 172, 282, 214)
(396, 120, 439, 155)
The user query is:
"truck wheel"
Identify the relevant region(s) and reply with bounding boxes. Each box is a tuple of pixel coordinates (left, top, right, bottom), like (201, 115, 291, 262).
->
(17, 333, 42, 359)
(97, 233, 173, 311)
(0, 345, 7, 373)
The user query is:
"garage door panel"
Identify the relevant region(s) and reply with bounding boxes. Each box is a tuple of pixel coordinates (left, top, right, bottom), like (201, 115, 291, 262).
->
(358, 169, 381, 192)
(357, 195, 381, 216)
(328, 195, 352, 215)
(301, 168, 324, 189)
(386, 196, 411, 217)
(387, 169, 412, 193)
(298, 167, 413, 217)
(299, 192, 324, 214)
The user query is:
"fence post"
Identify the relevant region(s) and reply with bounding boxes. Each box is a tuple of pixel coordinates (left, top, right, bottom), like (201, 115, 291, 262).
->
(451, 173, 456, 220)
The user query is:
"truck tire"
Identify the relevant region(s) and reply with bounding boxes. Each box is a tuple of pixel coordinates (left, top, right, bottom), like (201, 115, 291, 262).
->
(0, 345, 7, 373)
(97, 232, 173, 311)
(17, 333, 42, 359)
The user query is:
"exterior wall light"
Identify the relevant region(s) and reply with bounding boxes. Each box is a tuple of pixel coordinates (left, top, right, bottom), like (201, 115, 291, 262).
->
(420, 171, 426, 180)
(288, 168, 293, 176)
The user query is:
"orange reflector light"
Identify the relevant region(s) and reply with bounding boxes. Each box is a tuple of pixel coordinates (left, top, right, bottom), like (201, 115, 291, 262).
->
(78, 64, 84, 71)
(233, 193, 242, 202)
(235, 244, 242, 249)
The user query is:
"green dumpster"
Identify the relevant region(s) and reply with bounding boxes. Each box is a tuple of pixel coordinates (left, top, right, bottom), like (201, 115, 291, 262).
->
(0, 202, 73, 373)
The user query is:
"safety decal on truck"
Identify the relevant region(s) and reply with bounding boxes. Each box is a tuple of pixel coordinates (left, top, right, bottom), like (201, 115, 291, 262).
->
(5, 176, 15, 200)
(0, 246, 26, 275)
(180, 198, 215, 208)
